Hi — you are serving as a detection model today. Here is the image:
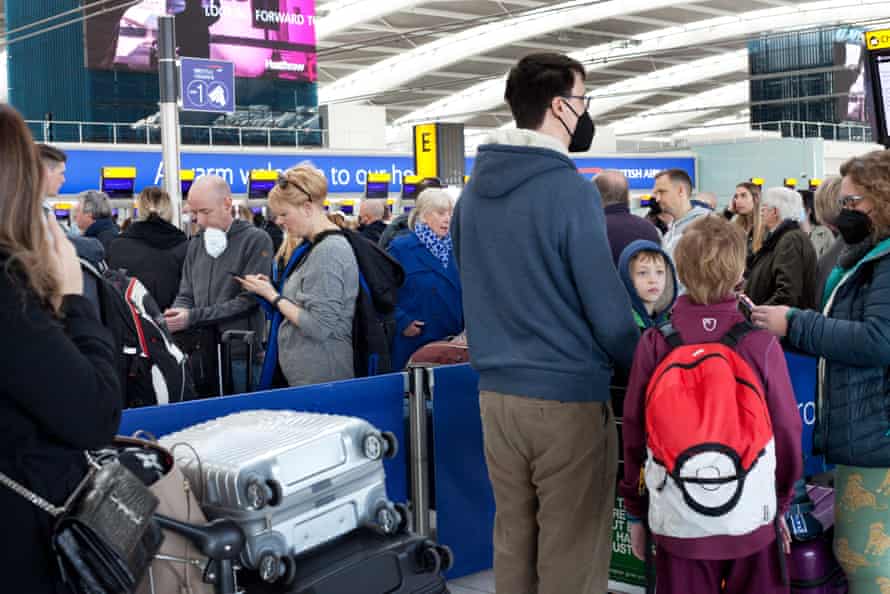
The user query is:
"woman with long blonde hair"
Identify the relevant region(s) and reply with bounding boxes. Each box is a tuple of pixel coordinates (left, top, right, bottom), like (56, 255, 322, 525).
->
(0, 104, 121, 593)
(238, 163, 359, 388)
(731, 181, 765, 258)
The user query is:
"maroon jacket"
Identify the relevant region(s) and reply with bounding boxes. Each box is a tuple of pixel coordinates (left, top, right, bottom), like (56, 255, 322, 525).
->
(619, 296, 802, 560)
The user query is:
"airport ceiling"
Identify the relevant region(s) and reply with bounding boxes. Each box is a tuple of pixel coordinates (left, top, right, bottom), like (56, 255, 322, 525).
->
(314, 0, 889, 137)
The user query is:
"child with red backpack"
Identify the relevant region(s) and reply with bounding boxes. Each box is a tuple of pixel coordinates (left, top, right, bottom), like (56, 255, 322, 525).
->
(619, 215, 803, 594)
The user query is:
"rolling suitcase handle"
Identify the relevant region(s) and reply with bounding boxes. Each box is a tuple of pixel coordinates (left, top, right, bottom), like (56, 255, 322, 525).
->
(155, 514, 245, 594)
(219, 330, 256, 395)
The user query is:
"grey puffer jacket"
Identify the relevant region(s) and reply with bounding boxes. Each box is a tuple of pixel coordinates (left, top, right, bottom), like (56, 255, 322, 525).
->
(787, 237, 890, 467)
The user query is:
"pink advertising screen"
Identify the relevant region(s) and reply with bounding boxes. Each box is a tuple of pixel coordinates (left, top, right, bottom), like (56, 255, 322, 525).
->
(84, 0, 317, 82)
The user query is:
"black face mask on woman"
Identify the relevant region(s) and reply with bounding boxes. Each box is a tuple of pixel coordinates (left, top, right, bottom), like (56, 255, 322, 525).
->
(555, 101, 595, 153)
(835, 209, 872, 245)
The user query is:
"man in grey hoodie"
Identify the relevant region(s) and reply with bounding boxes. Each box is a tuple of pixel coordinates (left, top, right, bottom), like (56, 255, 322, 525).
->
(164, 175, 273, 393)
(452, 54, 639, 594)
(654, 168, 711, 264)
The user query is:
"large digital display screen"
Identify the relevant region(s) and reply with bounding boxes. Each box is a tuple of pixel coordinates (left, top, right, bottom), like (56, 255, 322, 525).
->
(84, 0, 317, 82)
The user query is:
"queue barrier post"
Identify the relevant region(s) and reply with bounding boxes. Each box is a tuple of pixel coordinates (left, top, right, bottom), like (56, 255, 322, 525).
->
(408, 366, 432, 537)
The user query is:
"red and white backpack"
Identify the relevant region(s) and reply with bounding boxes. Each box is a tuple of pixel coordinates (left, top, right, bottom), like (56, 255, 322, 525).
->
(643, 322, 776, 538)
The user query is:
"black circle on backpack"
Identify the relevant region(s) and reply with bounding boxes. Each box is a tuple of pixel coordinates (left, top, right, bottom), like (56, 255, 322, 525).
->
(673, 442, 746, 517)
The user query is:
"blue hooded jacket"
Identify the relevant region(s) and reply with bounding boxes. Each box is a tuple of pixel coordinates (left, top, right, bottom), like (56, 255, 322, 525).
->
(617, 240, 679, 329)
(451, 129, 639, 403)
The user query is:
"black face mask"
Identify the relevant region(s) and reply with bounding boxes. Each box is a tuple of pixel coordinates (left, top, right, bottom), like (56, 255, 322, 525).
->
(835, 209, 872, 245)
(556, 101, 595, 153)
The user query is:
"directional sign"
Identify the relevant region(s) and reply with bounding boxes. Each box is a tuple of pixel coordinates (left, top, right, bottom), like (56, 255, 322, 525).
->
(180, 57, 235, 114)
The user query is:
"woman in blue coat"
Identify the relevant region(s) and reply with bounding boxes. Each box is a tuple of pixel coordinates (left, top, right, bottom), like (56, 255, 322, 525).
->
(387, 188, 463, 370)
(753, 150, 890, 594)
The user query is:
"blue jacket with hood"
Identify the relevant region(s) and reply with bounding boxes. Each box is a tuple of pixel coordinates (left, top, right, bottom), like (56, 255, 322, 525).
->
(618, 240, 679, 329)
(451, 129, 639, 403)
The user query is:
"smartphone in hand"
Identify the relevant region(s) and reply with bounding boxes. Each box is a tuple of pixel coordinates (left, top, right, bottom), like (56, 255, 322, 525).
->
(738, 293, 755, 322)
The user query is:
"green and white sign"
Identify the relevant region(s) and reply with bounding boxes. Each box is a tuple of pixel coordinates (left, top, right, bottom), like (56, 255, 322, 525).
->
(608, 494, 646, 594)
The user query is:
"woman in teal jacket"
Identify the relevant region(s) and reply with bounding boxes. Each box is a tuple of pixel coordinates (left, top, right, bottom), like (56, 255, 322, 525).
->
(753, 150, 890, 594)
(387, 188, 463, 370)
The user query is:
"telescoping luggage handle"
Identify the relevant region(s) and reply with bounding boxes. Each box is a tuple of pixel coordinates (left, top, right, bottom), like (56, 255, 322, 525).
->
(218, 330, 255, 396)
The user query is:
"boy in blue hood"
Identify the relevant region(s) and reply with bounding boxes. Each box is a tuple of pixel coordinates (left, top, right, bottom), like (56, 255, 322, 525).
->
(619, 239, 678, 329)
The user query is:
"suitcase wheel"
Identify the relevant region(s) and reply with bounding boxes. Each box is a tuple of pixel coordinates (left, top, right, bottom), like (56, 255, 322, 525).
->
(419, 543, 443, 575)
(436, 545, 454, 573)
(376, 503, 403, 535)
(245, 478, 283, 510)
(381, 431, 399, 459)
(363, 433, 386, 461)
(280, 554, 298, 586)
(394, 502, 411, 534)
(258, 551, 287, 583)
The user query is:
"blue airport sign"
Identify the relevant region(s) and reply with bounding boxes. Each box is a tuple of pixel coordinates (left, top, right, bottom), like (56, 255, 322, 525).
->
(180, 58, 235, 114)
(58, 149, 696, 195)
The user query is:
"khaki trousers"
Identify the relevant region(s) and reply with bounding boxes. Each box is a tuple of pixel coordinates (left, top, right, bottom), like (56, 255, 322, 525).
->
(480, 391, 618, 594)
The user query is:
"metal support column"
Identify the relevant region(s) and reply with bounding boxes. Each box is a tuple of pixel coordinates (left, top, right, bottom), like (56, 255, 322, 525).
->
(409, 366, 431, 537)
(158, 16, 183, 228)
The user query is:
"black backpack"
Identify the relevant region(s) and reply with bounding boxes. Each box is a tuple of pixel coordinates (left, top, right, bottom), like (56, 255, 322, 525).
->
(81, 260, 195, 407)
(312, 230, 405, 377)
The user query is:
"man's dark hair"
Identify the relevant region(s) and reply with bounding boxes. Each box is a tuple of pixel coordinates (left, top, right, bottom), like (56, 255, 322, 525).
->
(37, 143, 66, 166)
(505, 53, 586, 130)
(594, 171, 629, 207)
(655, 168, 693, 197)
(417, 177, 444, 193)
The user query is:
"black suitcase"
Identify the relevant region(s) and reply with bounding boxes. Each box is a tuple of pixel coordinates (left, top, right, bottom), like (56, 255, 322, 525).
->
(174, 328, 255, 397)
(244, 528, 452, 594)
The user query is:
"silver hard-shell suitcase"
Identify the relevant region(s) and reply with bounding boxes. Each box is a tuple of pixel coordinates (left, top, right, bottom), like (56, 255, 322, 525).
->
(158, 410, 403, 584)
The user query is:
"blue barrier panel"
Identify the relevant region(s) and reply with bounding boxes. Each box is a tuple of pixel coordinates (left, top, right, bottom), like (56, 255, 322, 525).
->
(785, 351, 830, 477)
(119, 373, 409, 503)
(430, 364, 494, 579)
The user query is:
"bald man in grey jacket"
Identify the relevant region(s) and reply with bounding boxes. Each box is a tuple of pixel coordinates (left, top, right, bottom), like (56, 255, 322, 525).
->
(165, 176, 273, 393)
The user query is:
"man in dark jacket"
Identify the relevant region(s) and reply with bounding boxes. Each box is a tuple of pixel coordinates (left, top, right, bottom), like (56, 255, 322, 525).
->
(358, 199, 387, 244)
(596, 170, 661, 265)
(451, 53, 639, 594)
(107, 210, 189, 311)
(745, 187, 817, 309)
(74, 190, 120, 254)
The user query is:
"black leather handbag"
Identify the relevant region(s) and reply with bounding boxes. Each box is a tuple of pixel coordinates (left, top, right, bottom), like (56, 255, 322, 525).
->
(0, 455, 164, 594)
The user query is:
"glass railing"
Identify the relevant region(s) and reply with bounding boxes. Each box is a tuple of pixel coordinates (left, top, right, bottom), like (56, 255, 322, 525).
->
(752, 120, 874, 142)
(25, 120, 327, 148)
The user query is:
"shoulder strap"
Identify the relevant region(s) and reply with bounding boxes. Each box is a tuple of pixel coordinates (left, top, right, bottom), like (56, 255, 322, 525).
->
(657, 322, 684, 350)
(720, 321, 756, 349)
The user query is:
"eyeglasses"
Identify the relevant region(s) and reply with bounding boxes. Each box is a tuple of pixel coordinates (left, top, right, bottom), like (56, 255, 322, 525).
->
(561, 95, 592, 111)
(837, 194, 865, 208)
(277, 174, 313, 201)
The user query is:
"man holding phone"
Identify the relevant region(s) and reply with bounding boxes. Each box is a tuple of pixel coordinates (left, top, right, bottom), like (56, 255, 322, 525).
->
(165, 175, 272, 394)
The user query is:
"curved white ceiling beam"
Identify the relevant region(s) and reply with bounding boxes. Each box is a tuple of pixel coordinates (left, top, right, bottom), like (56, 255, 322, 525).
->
(392, 0, 890, 127)
(671, 112, 753, 139)
(315, 0, 434, 40)
(586, 49, 747, 118)
(318, 0, 704, 104)
(612, 81, 749, 137)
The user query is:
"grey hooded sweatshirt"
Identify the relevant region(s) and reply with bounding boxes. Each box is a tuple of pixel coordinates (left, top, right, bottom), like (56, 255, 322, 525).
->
(172, 219, 273, 355)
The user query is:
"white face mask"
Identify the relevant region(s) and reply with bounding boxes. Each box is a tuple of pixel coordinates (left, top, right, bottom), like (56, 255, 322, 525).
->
(204, 227, 228, 258)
